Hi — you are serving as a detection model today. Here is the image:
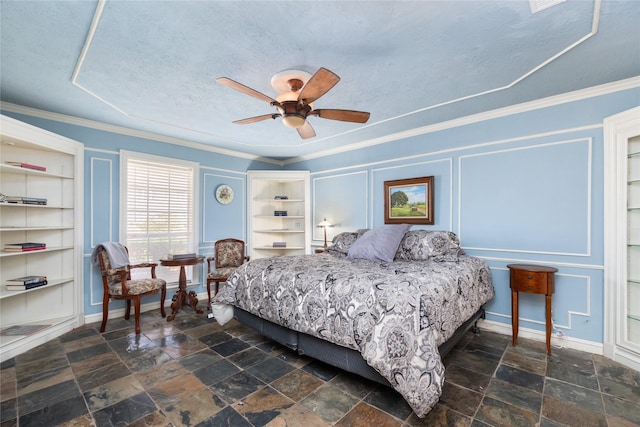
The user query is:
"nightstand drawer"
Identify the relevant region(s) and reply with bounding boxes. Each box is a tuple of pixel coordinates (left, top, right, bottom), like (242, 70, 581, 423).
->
(511, 270, 549, 293)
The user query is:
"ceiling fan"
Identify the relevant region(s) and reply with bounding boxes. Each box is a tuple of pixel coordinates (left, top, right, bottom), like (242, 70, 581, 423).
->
(216, 67, 370, 139)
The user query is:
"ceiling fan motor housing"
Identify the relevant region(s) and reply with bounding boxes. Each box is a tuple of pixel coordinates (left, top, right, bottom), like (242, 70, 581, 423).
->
(278, 101, 311, 128)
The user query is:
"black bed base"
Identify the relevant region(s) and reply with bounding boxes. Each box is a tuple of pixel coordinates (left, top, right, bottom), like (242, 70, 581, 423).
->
(234, 307, 485, 386)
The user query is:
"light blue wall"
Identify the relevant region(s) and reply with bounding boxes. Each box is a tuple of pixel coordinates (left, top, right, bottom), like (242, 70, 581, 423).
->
(3, 84, 638, 344)
(288, 87, 640, 344)
(0, 112, 274, 317)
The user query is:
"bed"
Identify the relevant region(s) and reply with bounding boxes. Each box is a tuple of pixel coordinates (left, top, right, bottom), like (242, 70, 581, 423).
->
(212, 226, 495, 417)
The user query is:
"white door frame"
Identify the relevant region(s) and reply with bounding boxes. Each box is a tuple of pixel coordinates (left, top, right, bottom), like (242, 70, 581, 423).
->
(603, 106, 640, 371)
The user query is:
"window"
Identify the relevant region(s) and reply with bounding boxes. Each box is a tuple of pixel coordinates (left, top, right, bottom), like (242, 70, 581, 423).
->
(121, 151, 197, 285)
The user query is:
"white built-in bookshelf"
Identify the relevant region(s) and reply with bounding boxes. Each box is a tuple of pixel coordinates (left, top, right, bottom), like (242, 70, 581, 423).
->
(0, 115, 83, 362)
(247, 171, 310, 259)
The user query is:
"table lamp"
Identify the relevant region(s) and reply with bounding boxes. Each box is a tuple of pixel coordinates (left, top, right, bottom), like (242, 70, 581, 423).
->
(317, 218, 333, 249)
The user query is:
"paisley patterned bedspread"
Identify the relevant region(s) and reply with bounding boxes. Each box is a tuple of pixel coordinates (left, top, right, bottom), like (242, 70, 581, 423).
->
(214, 253, 494, 417)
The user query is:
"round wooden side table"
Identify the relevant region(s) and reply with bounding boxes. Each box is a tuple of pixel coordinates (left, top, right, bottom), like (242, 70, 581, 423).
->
(160, 256, 205, 321)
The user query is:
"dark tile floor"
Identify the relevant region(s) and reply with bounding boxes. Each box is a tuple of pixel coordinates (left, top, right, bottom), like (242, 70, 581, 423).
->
(1, 309, 639, 427)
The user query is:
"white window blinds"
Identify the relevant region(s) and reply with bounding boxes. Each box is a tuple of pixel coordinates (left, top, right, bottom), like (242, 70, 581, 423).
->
(123, 154, 196, 283)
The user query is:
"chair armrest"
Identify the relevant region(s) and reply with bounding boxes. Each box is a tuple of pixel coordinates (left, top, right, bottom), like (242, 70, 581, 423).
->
(207, 256, 215, 272)
(129, 262, 158, 278)
(129, 262, 157, 269)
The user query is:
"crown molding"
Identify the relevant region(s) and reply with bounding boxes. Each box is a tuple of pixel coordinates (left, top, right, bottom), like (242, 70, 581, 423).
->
(0, 102, 283, 166)
(283, 76, 640, 165)
(2, 75, 638, 168)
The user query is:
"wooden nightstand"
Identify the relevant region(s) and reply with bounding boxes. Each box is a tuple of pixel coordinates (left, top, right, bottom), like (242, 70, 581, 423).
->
(507, 264, 558, 355)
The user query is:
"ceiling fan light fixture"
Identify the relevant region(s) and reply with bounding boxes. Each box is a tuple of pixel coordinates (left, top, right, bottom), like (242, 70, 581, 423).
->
(282, 114, 306, 129)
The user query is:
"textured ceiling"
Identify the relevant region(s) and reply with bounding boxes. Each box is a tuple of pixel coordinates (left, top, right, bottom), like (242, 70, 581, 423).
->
(1, 0, 639, 160)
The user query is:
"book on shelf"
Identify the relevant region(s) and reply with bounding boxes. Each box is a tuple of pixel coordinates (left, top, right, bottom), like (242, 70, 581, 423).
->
(272, 242, 287, 248)
(6, 200, 47, 205)
(5, 280, 48, 291)
(5, 161, 46, 171)
(3, 242, 47, 252)
(6, 275, 47, 285)
(274, 195, 289, 200)
(274, 210, 288, 216)
(4, 196, 48, 205)
(3, 246, 47, 252)
(167, 253, 197, 260)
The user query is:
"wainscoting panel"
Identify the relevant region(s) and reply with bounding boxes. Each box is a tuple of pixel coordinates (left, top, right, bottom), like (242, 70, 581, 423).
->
(86, 152, 119, 311)
(372, 158, 453, 230)
(459, 138, 591, 256)
(202, 172, 246, 245)
(312, 171, 369, 242)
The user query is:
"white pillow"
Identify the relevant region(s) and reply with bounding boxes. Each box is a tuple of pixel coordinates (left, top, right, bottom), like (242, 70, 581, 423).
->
(211, 302, 234, 325)
(347, 224, 412, 262)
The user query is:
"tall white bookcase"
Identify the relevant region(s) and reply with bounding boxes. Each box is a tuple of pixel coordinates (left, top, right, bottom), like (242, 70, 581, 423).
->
(247, 170, 310, 260)
(0, 115, 84, 362)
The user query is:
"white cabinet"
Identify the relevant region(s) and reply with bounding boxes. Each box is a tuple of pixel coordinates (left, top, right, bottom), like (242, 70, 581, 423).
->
(247, 171, 310, 259)
(0, 115, 83, 362)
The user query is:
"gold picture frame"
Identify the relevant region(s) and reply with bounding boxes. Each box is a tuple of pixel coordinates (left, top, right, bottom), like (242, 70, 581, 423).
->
(384, 176, 434, 224)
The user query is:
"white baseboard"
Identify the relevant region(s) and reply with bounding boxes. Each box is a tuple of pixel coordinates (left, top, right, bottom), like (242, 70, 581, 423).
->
(84, 291, 210, 326)
(478, 319, 604, 355)
(603, 343, 640, 372)
(0, 317, 80, 362)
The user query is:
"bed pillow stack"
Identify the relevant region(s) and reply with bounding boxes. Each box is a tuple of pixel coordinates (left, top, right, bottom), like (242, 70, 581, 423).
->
(394, 230, 463, 262)
(346, 224, 412, 262)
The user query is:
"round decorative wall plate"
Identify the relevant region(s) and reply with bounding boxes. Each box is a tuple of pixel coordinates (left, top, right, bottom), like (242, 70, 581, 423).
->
(215, 184, 234, 204)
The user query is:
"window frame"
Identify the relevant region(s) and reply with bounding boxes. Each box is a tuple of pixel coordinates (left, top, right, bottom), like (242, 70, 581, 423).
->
(120, 150, 199, 287)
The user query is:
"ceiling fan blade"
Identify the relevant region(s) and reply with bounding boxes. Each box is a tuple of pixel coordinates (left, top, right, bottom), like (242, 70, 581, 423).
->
(313, 109, 370, 123)
(297, 121, 316, 139)
(233, 113, 280, 125)
(217, 77, 276, 104)
(297, 67, 340, 104)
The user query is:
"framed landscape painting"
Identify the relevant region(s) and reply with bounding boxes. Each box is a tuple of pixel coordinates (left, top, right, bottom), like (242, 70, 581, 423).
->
(384, 176, 434, 224)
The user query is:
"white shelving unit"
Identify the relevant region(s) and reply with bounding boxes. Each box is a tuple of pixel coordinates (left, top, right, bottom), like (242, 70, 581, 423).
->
(604, 108, 640, 371)
(626, 138, 639, 344)
(0, 115, 83, 362)
(247, 171, 310, 259)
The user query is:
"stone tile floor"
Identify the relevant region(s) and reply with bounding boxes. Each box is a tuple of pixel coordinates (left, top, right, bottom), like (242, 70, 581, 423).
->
(1, 309, 639, 426)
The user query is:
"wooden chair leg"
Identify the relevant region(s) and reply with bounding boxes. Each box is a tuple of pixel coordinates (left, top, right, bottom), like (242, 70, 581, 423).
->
(100, 294, 109, 333)
(133, 296, 142, 335)
(214, 281, 221, 297)
(160, 285, 167, 318)
(207, 280, 212, 311)
(125, 299, 131, 320)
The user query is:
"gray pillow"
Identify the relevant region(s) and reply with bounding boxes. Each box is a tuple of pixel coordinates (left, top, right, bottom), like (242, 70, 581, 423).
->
(347, 224, 412, 262)
(394, 230, 463, 262)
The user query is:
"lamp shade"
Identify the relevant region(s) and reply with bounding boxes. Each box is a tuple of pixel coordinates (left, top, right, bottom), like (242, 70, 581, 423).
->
(317, 218, 333, 228)
(281, 115, 306, 129)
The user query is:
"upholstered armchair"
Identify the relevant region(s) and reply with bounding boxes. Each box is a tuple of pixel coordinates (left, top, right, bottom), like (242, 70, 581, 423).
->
(206, 238, 249, 310)
(95, 243, 166, 334)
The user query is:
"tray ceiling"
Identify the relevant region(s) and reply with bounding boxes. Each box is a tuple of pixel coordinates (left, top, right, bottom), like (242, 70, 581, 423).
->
(1, 0, 638, 160)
